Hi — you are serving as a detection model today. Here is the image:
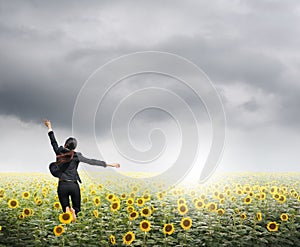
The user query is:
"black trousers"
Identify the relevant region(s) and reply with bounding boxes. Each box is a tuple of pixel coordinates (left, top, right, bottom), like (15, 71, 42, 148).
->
(57, 181, 81, 215)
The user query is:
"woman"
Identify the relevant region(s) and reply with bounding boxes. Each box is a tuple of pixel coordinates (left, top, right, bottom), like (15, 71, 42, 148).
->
(44, 119, 120, 222)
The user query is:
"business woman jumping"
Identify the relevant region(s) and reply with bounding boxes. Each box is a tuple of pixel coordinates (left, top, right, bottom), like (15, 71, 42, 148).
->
(44, 119, 120, 222)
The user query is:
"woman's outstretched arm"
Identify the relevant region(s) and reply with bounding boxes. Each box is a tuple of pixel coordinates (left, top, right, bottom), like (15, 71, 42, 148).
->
(77, 153, 120, 168)
(43, 119, 60, 154)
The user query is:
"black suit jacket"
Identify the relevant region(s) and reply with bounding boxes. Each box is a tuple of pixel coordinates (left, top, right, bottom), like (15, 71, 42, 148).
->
(48, 131, 107, 182)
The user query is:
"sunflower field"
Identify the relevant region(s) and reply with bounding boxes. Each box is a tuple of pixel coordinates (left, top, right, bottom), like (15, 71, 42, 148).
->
(1, 172, 300, 246)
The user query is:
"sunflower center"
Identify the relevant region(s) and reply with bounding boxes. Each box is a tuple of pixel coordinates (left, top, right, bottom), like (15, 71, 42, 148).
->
(166, 225, 172, 232)
(56, 227, 62, 233)
(125, 234, 132, 241)
(183, 220, 190, 227)
(63, 214, 70, 220)
(11, 201, 17, 206)
(142, 222, 148, 228)
(270, 223, 276, 229)
(112, 203, 118, 209)
(143, 209, 149, 214)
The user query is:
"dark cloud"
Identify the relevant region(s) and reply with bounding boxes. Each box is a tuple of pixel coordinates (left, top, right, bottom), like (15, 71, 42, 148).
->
(0, 0, 299, 133)
(241, 98, 260, 112)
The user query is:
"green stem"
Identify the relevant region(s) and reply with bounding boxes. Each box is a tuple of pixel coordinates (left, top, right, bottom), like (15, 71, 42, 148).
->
(143, 232, 146, 247)
(164, 234, 167, 247)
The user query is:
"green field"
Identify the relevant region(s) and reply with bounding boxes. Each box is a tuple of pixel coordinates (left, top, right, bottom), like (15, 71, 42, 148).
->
(0, 172, 300, 246)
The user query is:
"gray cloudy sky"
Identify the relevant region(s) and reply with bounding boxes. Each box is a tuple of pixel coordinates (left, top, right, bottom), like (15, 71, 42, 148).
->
(0, 0, 299, 178)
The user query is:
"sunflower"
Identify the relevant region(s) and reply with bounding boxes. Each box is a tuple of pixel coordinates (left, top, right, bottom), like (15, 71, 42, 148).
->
(178, 204, 188, 215)
(83, 197, 89, 203)
(213, 190, 219, 199)
(199, 194, 206, 200)
(110, 235, 116, 245)
(8, 199, 19, 209)
(110, 201, 121, 212)
(53, 202, 61, 210)
(157, 192, 164, 200)
(23, 208, 33, 217)
(0, 189, 6, 199)
(190, 190, 196, 197)
(59, 212, 73, 224)
(218, 193, 225, 200)
(106, 193, 115, 202)
(278, 195, 286, 204)
(280, 213, 288, 221)
(18, 213, 25, 220)
(35, 198, 42, 206)
(143, 193, 151, 201)
(112, 197, 120, 203)
(248, 191, 254, 197)
(273, 193, 280, 200)
(259, 192, 266, 200)
(140, 220, 151, 232)
(90, 190, 96, 195)
(256, 212, 262, 222)
(123, 231, 135, 245)
(243, 196, 252, 204)
(180, 217, 192, 230)
(93, 210, 99, 218)
(217, 209, 225, 216)
(177, 198, 186, 205)
(53, 225, 64, 236)
(22, 192, 30, 199)
(206, 202, 217, 212)
(230, 196, 236, 202)
(136, 198, 145, 207)
(127, 206, 135, 213)
(126, 198, 134, 206)
(267, 221, 279, 232)
(121, 193, 127, 200)
(236, 190, 243, 196)
(240, 213, 247, 220)
(243, 185, 251, 193)
(129, 211, 139, 221)
(194, 200, 205, 209)
(93, 196, 101, 206)
(270, 186, 278, 194)
(260, 186, 267, 193)
(163, 223, 175, 235)
(140, 207, 152, 218)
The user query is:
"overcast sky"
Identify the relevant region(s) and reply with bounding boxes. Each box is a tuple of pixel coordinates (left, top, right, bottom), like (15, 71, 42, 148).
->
(0, 0, 299, 180)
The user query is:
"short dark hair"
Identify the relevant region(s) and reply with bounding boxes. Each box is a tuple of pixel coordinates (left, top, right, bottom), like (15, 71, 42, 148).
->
(64, 137, 77, 150)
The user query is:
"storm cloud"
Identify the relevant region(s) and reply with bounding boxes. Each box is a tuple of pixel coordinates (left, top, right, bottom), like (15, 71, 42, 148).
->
(0, 0, 299, 174)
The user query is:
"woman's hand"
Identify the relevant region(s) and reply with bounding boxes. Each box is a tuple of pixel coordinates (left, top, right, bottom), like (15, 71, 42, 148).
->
(108, 163, 120, 168)
(43, 119, 52, 129)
